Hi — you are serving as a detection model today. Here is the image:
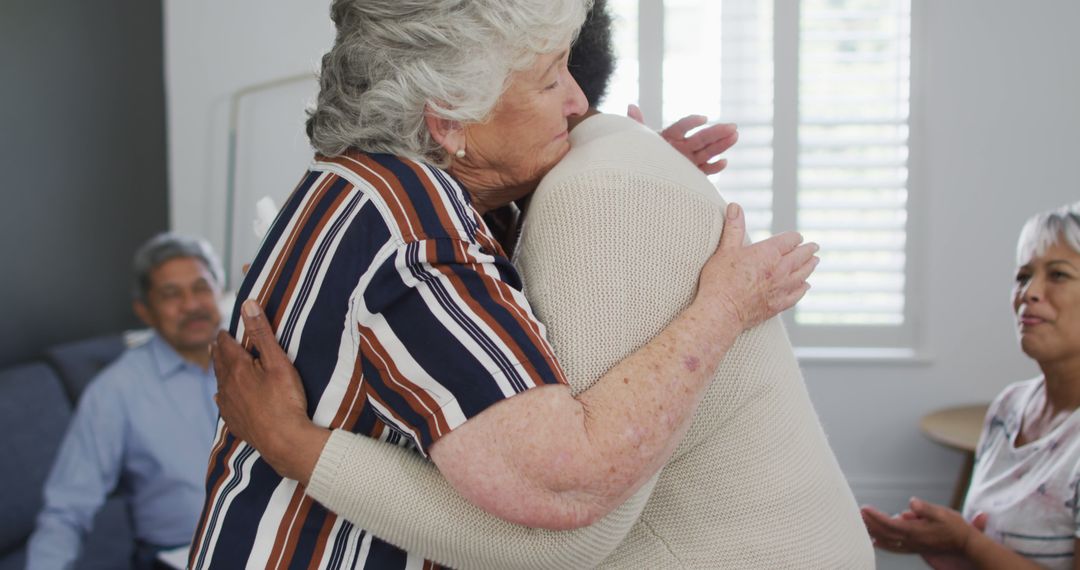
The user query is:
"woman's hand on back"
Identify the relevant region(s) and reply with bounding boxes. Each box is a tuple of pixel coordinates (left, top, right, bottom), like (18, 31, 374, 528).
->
(695, 202, 819, 333)
(212, 303, 330, 486)
(628, 104, 738, 175)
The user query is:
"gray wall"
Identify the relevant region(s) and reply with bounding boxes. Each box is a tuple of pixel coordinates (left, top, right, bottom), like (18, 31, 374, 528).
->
(0, 0, 168, 367)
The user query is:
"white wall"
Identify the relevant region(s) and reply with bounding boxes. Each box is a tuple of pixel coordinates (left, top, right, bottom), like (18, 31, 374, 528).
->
(164, 0, 332, 283)
(165, 0, 1080, 516)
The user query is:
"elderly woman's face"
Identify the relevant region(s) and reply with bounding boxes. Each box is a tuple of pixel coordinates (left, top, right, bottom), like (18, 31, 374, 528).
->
(1013, 240, 1080, 364)
(461, 45, 587, 191)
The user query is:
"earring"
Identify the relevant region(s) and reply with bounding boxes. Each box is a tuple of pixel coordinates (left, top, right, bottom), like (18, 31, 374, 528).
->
(455, 147, 466, 159)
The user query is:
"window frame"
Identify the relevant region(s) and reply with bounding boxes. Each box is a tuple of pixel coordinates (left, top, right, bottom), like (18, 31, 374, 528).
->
(621, 0, 924, 352)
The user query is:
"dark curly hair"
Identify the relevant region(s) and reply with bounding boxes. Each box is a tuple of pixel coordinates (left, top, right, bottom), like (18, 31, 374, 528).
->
(569, 0, 615, 108)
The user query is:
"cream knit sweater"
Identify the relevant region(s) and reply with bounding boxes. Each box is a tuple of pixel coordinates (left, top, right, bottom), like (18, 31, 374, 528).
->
(307, 114, 874, 569)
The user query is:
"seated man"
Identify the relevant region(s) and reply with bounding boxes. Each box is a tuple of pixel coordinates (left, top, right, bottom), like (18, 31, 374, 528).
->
(26, 233, 223, 570)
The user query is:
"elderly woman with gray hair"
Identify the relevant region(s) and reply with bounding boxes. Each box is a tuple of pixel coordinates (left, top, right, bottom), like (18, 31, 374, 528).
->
(190, 0, 820, 568)
(863, 202, 1080, 570)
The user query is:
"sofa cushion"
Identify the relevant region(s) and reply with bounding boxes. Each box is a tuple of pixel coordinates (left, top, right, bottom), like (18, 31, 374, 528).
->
(0, 548, 25, 570)
(42, 334, 126, 403)
(0, 363, 72, 554)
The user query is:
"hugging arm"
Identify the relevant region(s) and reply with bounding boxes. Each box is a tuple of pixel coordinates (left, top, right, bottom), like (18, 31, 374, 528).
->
(215, 175, 815, 566)
(218, 302, 657, 570)
(214, 168, 732, 568)
(312, 431, 659, 569)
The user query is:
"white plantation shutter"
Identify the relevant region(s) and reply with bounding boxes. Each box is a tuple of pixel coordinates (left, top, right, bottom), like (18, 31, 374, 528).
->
(599, 0, 914, 350)
(665, 0, 776, 241)
(795, 0, 911, 340)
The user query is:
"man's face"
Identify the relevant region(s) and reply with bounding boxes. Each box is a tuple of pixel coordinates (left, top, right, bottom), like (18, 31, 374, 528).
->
(134, 256, 222, 355)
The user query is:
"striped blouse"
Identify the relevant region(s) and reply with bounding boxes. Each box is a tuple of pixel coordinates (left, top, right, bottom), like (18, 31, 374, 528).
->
(190, 152, 566, 570)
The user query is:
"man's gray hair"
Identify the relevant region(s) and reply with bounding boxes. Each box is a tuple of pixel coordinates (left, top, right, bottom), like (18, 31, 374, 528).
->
(1017, 201, 1080, 264)
(132, 233, 224, 301)
(306, 0, 592, 166)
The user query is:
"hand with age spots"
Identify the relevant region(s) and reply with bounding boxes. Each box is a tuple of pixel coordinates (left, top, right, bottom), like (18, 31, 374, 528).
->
(694, 202, 819, 332)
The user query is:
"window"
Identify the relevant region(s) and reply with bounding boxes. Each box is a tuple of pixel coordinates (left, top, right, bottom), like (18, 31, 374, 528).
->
(601, 0, 914, 349)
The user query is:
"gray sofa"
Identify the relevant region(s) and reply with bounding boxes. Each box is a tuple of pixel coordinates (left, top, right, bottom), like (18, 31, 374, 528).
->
(0, 335, 134, 570)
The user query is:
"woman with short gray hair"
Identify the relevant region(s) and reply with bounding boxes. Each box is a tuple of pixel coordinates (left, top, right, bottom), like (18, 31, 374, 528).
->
(864, 201, 1080, 570)
(192, 0, 818, 568)
(307, 0, 589, 166)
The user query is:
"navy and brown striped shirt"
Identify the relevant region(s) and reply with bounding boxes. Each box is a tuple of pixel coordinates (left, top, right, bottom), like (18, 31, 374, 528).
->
(190, 152, 566, 569)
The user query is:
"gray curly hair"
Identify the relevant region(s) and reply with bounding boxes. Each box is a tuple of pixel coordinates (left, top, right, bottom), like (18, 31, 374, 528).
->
(306, 0, 592, 166)
(1017, 201, 1080, 264)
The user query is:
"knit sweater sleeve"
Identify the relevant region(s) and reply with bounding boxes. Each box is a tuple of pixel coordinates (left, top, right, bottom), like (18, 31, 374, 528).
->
(308, 430, 658, 570)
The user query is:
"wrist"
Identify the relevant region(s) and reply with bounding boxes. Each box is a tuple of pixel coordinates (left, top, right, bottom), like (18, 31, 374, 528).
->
(683, 296, 741, 362)
(267, 420, 331, 487)
(960, 525, 988, 561)
(691, 290, 744, 332)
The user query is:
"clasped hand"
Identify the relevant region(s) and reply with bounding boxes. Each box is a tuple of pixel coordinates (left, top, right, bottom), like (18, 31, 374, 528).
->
(861, 498, 988, 570)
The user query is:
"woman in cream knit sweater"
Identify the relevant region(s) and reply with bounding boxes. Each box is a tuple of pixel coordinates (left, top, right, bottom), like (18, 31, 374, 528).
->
(208, 1, 870, 568)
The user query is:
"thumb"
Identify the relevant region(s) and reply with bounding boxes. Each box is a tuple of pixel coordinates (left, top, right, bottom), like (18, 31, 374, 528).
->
(909, 497, 952, 522)
(909, 497, 932, 516)
(971, 512, 988, 533)
(719, 202, 746, 251)
(240, 300, 286, 368)
(627, 103, 645, 125)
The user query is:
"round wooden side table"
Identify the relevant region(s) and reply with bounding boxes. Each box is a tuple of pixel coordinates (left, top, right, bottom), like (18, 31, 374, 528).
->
(919, 403, 990, 509)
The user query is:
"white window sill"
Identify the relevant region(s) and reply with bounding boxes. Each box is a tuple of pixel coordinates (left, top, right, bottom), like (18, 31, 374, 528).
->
(794, 346, 933, 365)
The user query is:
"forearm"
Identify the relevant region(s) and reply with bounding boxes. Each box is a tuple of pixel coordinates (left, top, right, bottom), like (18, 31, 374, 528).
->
(236, 243, 725, 531)
(26, 513, 82, 570)
(253, 418, 329, 487)
(27, 393, 119, 570)
(308, 429, 654, 570)
(965, 533, 1048, 570)
(576, 299, 737, 482)
(431, 298, 737, 529)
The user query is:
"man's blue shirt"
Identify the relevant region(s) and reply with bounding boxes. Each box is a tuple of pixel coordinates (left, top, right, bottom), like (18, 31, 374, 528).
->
(26, 334, 218, 570)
